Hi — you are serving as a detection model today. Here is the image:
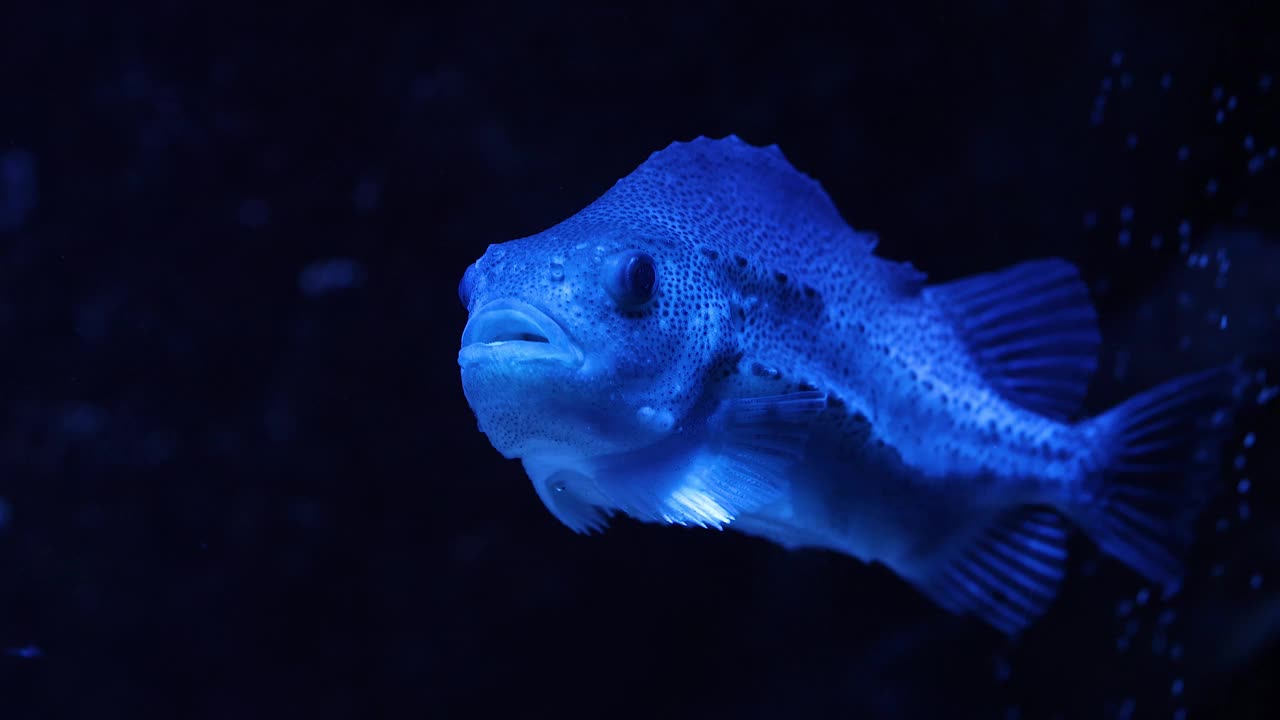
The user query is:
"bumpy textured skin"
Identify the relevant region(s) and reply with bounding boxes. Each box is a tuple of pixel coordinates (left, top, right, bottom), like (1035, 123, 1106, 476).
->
(467, 135, 1266, 639)
(459, 135, 1086, 577)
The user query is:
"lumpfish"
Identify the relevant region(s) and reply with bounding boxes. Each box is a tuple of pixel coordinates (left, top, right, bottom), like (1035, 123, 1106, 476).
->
(457, 135, 1242, 635)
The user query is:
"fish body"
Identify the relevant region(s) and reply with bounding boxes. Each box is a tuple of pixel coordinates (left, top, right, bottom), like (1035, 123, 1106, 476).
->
(458, 136, 1239, 634)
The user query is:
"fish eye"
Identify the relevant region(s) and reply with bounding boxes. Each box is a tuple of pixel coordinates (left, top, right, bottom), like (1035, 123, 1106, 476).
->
(604, 250, 658, 309)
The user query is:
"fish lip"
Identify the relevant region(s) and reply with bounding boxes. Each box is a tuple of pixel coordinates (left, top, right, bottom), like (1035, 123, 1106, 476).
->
(458, 299, 584, 368)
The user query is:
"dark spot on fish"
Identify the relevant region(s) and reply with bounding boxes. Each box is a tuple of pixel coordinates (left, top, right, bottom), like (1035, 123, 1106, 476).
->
(700, 247, 719, 260)
(827, 395, 846, 411)
(734, 254, 747, 268)
(774, 271, 788, 284)
(802, 284, 816, 298)
(923, 381, 934, 392)
(856, 322, 866, 334)
(797, 381, 817, 392)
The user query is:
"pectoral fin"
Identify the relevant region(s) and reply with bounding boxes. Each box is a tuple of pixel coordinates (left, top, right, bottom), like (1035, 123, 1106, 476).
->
(599, 391, 827, 528)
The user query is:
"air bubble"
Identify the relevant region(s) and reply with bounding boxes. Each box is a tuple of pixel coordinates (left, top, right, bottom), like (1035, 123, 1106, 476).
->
(1171, 678, 1184, 697)
(1238, 478, 1251, 493)
(1177, 145, 1190, 162)
(1160, 73, 1173, 89)
(1243, 432, 1256, 448)
(1250, 573, 1263, 589)
(1244, 135, 1256, 151)
(1215, 109, 1225, 124)
(1205, 178, 1219, 196)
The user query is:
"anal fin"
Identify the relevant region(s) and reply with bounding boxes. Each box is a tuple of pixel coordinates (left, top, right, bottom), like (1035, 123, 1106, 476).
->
(910, 506, 1069, 636)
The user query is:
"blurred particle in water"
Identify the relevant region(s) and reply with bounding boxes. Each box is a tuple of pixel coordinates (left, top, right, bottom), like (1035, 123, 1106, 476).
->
(1160, 73, 1173, 90)
(0, 149, 37, 232)
(238, 198, 271, 228)
(62, 403, 106, 435)
(298, 258, 366, 297)
(0, 497, 11, 530)
(4, 645, 42, 660)
(353, 176, 380, 212)
(142, 428, 177, 465)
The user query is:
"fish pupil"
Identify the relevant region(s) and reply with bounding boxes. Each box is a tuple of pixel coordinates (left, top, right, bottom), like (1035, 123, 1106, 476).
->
(624, 253, 656, 301)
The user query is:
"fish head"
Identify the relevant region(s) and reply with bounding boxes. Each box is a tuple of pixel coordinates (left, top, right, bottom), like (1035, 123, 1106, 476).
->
(457, 217, 736, 467)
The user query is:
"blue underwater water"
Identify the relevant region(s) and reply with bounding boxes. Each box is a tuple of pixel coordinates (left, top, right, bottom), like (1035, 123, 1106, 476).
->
(1, 2, 1278, 719)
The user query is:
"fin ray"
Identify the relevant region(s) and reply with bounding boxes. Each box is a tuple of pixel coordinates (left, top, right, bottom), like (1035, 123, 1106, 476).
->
(1072, 365, 1244, 590)
(598, 391, 826, 528)
(909, 506, 1069, 636)
(926, 258, 1100, 420)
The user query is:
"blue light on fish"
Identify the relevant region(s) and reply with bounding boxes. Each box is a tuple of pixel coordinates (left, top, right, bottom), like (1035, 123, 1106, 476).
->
(459, 136, 1251, 636)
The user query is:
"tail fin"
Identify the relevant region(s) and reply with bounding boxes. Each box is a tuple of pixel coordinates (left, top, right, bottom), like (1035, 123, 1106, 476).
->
(1073, 365, 1245, 591)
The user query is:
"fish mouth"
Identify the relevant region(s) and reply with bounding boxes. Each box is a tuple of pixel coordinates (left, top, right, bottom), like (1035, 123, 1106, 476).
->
(459, 299, 583, 368)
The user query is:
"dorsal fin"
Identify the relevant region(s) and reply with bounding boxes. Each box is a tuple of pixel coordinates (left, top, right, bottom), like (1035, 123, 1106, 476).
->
(925, 259, 1100, 420)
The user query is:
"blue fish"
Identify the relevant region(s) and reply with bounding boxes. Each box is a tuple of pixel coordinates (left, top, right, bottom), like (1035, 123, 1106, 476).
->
(457, 135, 1242, 634)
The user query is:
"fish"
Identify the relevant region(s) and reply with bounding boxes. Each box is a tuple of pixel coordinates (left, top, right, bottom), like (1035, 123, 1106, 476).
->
(456, 135, 1244, 635)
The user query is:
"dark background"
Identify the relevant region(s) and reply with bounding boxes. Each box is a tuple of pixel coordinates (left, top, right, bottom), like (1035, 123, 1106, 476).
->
(2, 1, 1279, 718)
